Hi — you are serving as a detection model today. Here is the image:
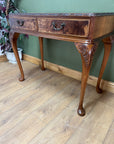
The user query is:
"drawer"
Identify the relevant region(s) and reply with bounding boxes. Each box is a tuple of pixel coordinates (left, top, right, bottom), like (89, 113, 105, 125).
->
(9, 16, 37, 32)
(37, 18, 90, 37)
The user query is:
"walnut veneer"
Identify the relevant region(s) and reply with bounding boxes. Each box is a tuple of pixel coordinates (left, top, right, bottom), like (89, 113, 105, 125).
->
(9, 13, 114, 116)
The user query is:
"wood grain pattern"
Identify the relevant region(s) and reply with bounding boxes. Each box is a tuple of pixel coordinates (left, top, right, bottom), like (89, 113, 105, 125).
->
(74, 41, 98, 116)
(66, 102, 114, 144)
(9, 16, 37, 32)
(103, 121, 114, 144)
(9, 31, 24, 81)
(9, 13, 114, 40)
(1, 61, 114, 144)
(96, 36, 112, 93)
(38, 37, 45, 70)
(91, 16, 114, 39)
(9, 13, 114, 116)
(38, 18, 90, 37)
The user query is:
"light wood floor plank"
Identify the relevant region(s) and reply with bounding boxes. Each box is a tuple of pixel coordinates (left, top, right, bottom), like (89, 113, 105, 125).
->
(0, 81, 77, 144)
(0, 61, 113, 144)
(66, 102, 114, 144)
(0, 62, 73, 139)
(103, 121, 114, 144)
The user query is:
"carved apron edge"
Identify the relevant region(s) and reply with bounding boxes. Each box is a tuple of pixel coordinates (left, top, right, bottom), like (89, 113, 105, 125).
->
(75, 42, 98, 68)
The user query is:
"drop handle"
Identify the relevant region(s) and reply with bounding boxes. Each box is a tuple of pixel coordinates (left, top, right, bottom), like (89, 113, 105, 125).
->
(17, 20, 24, 26)
(52, 22, 65, 31)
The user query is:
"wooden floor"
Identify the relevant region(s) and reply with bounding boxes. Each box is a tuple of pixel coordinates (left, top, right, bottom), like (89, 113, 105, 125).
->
(0, 61, 114, 144)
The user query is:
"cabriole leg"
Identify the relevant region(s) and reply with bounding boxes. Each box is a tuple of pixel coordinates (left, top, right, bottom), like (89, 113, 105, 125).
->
(96, 37, 112, 93)
(39, 37, 45, 70)
(9, 31, 24, 81)
(74, 42, 98, 116)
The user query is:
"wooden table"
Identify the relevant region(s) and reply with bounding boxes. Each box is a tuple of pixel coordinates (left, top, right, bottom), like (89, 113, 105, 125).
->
(9, 13, 114, 116)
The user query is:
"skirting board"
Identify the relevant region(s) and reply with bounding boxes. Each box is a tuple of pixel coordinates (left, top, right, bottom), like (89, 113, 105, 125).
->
(0, 55, 7, 62)
(23, 54, 114, 93)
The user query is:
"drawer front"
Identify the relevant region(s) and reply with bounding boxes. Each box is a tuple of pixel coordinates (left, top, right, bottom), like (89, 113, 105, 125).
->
(38, 18, 90, 37)
(9, 17, 37, 32)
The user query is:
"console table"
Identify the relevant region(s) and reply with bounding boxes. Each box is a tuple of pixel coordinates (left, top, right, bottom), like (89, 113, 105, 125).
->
(9, 13, 114, 116)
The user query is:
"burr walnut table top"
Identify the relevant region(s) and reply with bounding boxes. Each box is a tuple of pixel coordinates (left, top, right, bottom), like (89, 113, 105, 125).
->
(9, 13, 114, 42)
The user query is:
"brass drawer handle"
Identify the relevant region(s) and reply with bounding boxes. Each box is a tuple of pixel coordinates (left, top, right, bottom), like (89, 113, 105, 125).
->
(17, 20, 24, 26)
(52, 22, 65, 31)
